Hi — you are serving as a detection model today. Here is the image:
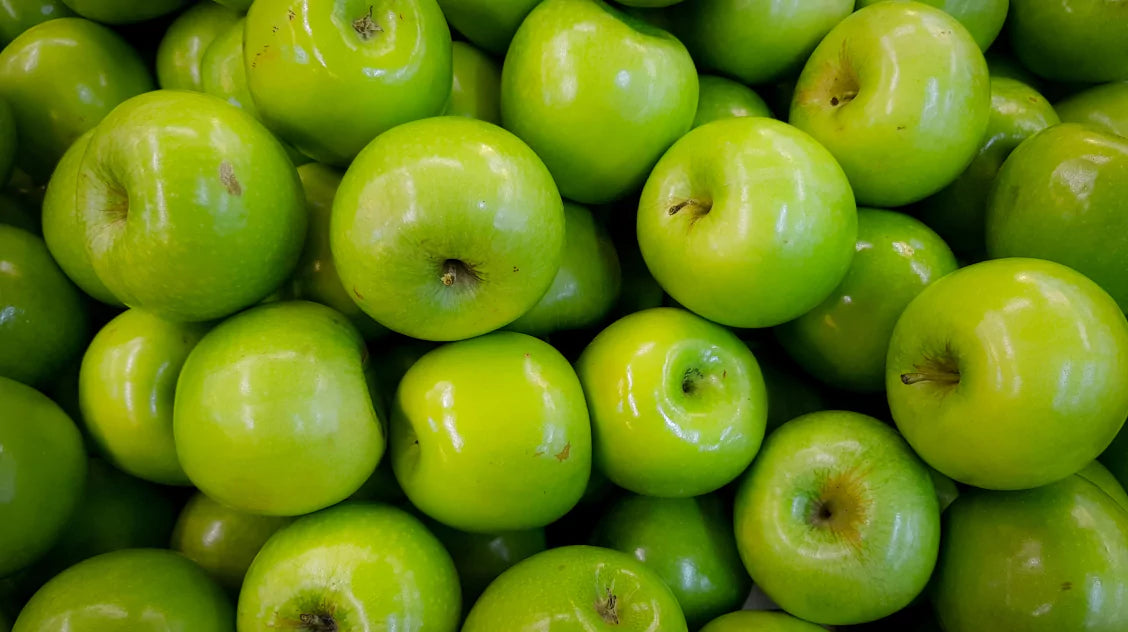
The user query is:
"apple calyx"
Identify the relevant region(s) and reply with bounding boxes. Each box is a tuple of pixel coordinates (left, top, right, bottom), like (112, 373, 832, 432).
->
(595, 587, 620, 625)
(900, 349, 960, 387)
(667, 198, 712, 226)
(298, 612, 338, 632)
(352, 5, 382, 41)
(439, 259, 481, 289)
(808, 469, 868, 546)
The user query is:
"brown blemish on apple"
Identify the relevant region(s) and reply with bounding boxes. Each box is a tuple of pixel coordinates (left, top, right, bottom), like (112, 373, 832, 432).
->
(287, 8, 296, 20)
(353, 5, 382, 40)
(595, 588, 620, 624)
(298, 613, 338, 632)
(352, 286, 364, 300)
(1062, 581, 1073, 591)
(554, 443, 571, 462)
(219, 162, 242, 196)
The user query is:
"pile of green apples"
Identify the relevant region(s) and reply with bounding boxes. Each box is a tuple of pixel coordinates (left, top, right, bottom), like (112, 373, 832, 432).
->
(1, 0, 1127, 630)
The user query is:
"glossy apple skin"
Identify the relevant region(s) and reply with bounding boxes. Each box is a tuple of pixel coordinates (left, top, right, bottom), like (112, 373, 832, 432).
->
(1077, 460, 1128, 511)
(332, 117, 564, 341)
(693, 75, 772, 128)
(14, 549, 233, 632)
(435, 0, 538, 53)
(700, 611, 825, 632)
(463, 545, 688, 632)
(777, 209, 958, 392)
(174, 301, 384, 516)
(0, 18, 152, 182)
(392, 332, 591, 533)
(0, 225, 87, 386)
(0, 0, 73, 45)
(424, 521, 546, 606)
(238, 503, 460, 632)
(501, 0, 698, 204)
(790, 2, 990, 207)
(593, 494, 749, 628)
(1055, 82, 1128, 139)
(916, 77, 1059, 258)
(171, 492, 294, 594)
(576, 308, 767, 497)
(637, 117, 856, 329)
(61, 0, 187, 23)
(735, 411, 940, 625)
(855, 0, 1008, 50)
(244, 0, 451, 166)
(156, 1, 241, 91)
(986, 124, 1128, 311)
(445, 41, 500, 124)
(887, 258, 1128, 490)
(200, 18, 256, 111)
(932, 474, 1128, 631)
(78, 309, 208, 485)
(0, 377, 87, 577)
(507, 203, 621, 337)
(1007, 0, 1128, 83)
(77, 90, 306, 323)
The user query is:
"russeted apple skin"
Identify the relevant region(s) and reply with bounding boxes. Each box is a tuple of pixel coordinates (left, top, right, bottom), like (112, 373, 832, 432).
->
(886, 258, 1128, 491)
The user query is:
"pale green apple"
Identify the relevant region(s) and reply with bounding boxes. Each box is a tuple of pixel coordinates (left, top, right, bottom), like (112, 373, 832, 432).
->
(174, 301, 384, 516)
(156, 2, 241, 91)
(436, 0, 538, 53)
(331, 116, 564, 341)
(0, 225, 87, 386)
(501, 0, 698, 204)
(0, 18, 152, 182)
(200, 18, 257, 112)
(855, 0, 1009, 50)
(986, 124, 1128, 311)
(79, 308, 209, 485)
(462, 545, 688, 631)
(445, 41, 500, 124)
(699, 611, 825, 632)
(0, 0, 73, 45)
(734, 410, 940, 625)
(76, 90, 306, 322)
(61, 0, 187, 23)
(637, 117, 856, 328)
(887, 258, 1128, 490)
(1077, 461, 1128, 511)
(693, 75, 772, 128)
(1007, 0, 1128, 83)
(391, 332, 591, 532)
(790, 2, 990, 207)
(238, 502, 460, 632)
(1055, 82, 1128, 138)
(776, 208, 958, 392)
(506, 203, 621, 337)
(244, 0, 451, 166)
(576, 307, 766, 497)
(424, 521, 546, 606)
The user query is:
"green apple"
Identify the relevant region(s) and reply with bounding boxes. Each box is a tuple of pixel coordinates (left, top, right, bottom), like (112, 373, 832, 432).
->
(41, 131, 120, 305)
(985, 50, 1044, 90)
(1007, 0, 1128, 83)
(776, 208, 958, 392)
(238, 502, 460, 631)
(0, 225, 87, 386)
(790, 2, 990, 207)
(734, 410, 940, 625)
(671, 0, 853, 86)
(171, 492, 294, 594)
(1077, 460, 1128, 511)
(506, 203, 621, 337)
(1055, 81, 1128, 138)
(887, 258, 1128, 490)
(0, 97, 14, 187)
(200, 18, 256, 112)
(14, 549, 233, 632)
(424, 521, 546, 606)
(436, 0, 538, 54)
(0, 0, 73, 45)
(392, 332, 590, 532)
(592, 493, 749, 628)
(619, 0, 683, 6)
(576, 307, 766, 497)
(930, 466, 960, 512)
(0, 18, 152, 182)
(693, 75, 772, 128)
(61, 0, 187, 23)
(175, 301, 383, 516)
(76, 90, 306, 322)
(156, 1, 241, 91)
(214, 0, 251, 9)
(637, 117, 856, 328)
(699, 611, 825, 632)
(501, 0, 698, 204)
(463, 545, 688, 631)
(332, 116, 564, 341)
(916, 77, 1059, 258)
(932, 473, 1128, 631)
(986, 124, 1128, 311)
(0, 377, 86, 577)
(445, 41, 501, 124)
(79, 308, 208, 485)
(244, 0, 451, 166)
(855, 0, 1008, 50)
(1101, 424, 1128, 493)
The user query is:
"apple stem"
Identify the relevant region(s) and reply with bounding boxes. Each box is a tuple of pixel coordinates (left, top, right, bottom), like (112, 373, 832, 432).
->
(595, 588, 620, 625)
(352, 5, 382, 40)
(298, 613, 337, 632)
(900, 371, 960, 386)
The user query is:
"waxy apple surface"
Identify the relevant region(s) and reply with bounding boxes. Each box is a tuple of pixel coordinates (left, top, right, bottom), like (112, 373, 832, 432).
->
(699, 611, 825, 632)
(200, 18, 257, 112)
(445, 41, 501, 124)
(61, 0, 187, 24)
(855, 0, 1009, 50)
(693, 75, 772, 128)
(156, 1, 241, 91)
(1007, 0, 1128, 83)
(1077, 461, 1128, 511)
(0, 0, 72, 45)
(1055, 81, 1128, 139)
(436, 0, 539, 54)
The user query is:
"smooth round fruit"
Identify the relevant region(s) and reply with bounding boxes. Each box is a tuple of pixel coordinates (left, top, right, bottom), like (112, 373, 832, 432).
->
(855, 0, 1009, 50)
(61, 0, 187, 23)
(425, 522, 546, 605)
(0, 1, 73, 46)
(1055, 81, 1128, 139)
(1007, 0, 1128, 83)
(156, 1, 241, 91)
(1077, 461, 1128, 511)
(693, 75, 773, 128)
(200, 18, 256, 112)
(699, 610, 825, 632)
(445, 41, 501, 124)
(435, 0, 539, 53)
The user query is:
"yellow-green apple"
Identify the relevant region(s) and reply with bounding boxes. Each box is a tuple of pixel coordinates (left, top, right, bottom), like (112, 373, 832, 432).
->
(436, 0, 539, 54)
(75, 90, 306, 322)
(693, 75, 772, 128)
(331, 117, 564, 341)
(391, 332, 591, 532)
(238, 502, 460, 632)
(200, 18, 255, 111)
(700, 611, 825, 632)
(13, 549, 233, 632)
(501, 0, 698, 204)
(790, 2, 990, 207)
(0, 225, 87, 386)
(445, 41, 501, 124)
(244, 0, 452, 166)
(1055, 81, 1128, 138)
(986, 124, 1128, 310)
(61, 0, 187, 23)
(734, 411, 940, 625)
(931, 473, 1128, 631)
(0, 377, 86, 577)
(0, 0, 72, 45)
(156, 1, 241, 91)
(174, 301, 384, 515)
(777, 209, 958, 392)
(637, 117, 856, 328)
(886, 258, 1128, 490)
(462, 545, 688, 631)
(576, 307, 767, 497)
(1007, 0, 1128, 83)
(1077, 461, 1128, 511)
(423, 521, 546, 607)
(855, 0, 1009, 50)
(0, 18, 151, 181)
